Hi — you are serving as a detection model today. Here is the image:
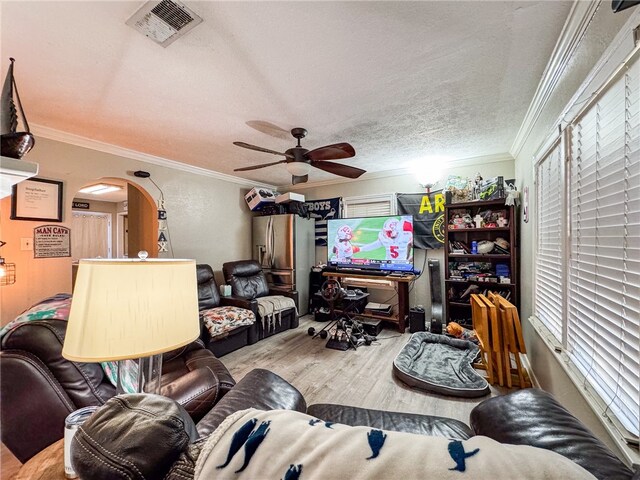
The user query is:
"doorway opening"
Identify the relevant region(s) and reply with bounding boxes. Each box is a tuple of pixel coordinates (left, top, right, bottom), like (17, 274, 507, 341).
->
(71, 211, 112, 260)
(72, 177, 158, 259)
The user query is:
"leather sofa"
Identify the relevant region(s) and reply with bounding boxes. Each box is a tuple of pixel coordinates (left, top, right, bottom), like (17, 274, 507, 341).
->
(195, 370, 635, 480)
(222, 260, 299, 343)
(0, 312, 236, 463)
(71, 368, 637, 480)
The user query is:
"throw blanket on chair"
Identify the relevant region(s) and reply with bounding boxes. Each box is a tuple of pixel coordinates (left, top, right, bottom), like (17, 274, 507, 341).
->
(195, 408, 595, 480)
(0, 293, 72, 337)
(256, 296, 297, 332)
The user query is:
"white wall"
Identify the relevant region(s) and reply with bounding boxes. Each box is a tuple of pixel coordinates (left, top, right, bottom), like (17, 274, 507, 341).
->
(513, 5, 636, 461)
(291, 156, 515, 313)
(1, 136, 254, 324)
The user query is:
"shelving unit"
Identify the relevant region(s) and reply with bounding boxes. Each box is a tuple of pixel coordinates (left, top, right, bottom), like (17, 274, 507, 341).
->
(444, 199, 518, 327)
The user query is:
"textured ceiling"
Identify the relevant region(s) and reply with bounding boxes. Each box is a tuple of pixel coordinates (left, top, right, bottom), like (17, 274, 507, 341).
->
(1, 1, 572, 187)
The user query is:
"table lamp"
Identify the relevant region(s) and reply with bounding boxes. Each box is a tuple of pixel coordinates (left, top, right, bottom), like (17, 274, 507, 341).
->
(62, 255, 200, 394)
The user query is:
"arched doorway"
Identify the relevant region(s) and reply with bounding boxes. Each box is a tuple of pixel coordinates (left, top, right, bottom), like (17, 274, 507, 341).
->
(71, 177, 158, 259)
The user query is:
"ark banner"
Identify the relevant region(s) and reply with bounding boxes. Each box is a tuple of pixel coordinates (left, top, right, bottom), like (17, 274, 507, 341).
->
(396, 192, 446, 250)
(303, 197, 341, 246)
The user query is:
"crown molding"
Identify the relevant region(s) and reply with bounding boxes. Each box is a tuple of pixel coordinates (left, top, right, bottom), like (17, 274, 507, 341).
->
(555, 9, 640, 130)
(31, 124, 512, 193)
(285, 153, 514, 191)
(510, 0, 601, 159)
(529, 7, 640, 164)
(31, 123, 276, 189)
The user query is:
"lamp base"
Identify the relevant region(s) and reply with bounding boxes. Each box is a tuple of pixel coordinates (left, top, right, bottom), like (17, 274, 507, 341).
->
(116, 354, 163, 395)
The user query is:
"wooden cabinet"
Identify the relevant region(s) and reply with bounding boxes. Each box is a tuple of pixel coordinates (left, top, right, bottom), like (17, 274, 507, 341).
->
(323, 272, 414, 332)
(444, 199, 518, 327)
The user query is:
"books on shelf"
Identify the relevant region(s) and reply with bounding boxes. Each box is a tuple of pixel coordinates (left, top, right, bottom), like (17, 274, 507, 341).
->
(449, 240, 470, 253)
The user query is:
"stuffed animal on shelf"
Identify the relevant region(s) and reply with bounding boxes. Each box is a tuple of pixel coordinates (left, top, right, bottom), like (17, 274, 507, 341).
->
(446, 322, 478, 343)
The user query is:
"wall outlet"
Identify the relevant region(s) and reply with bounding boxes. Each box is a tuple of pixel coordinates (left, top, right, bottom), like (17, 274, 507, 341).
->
(20, 237, 33, 251)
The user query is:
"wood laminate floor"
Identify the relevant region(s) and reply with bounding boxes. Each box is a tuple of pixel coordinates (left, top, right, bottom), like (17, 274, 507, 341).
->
(221, 315, 508, 425)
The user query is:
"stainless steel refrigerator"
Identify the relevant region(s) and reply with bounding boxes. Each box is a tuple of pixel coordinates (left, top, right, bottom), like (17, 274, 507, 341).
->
(253, 214, 315, 315)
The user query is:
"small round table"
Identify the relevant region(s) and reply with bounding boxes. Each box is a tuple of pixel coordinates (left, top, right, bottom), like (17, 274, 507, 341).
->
(16, 439, 66, 480)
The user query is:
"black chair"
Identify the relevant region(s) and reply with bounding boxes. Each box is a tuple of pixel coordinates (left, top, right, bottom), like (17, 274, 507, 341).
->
(222, 260, 299, 343)
(196, 264, 257, 356)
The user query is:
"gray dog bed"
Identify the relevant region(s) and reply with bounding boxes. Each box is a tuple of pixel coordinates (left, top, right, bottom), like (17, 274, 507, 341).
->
(393, 332, 490, 398)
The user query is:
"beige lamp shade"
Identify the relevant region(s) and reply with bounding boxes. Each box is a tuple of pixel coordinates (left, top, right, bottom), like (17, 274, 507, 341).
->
(62, 258, 200, 362)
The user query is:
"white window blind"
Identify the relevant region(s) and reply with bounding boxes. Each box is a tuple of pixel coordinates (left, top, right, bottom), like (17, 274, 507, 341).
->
(343, 194, 395, 218)
(567, 55, 639, 436)
(534, 140, 564, 342)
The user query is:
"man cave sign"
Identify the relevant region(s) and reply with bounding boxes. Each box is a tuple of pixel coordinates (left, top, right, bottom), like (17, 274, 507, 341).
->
(396, 192, 445, 250)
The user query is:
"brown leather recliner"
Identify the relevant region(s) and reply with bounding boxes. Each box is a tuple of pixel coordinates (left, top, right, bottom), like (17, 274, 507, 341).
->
(0, 312, 235, 463)
(222, 260, 299, 343)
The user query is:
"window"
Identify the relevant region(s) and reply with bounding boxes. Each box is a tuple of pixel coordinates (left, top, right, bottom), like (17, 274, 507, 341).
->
(534, 51, 639, 437)
(534, 139, 564, 342)
(343, 194, 395, 218)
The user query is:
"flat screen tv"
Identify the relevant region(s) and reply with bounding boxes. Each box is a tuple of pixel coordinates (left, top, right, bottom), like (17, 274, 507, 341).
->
(327, 215, 414, 273)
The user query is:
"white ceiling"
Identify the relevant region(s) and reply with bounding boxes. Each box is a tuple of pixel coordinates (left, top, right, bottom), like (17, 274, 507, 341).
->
(1, 1, 573, 187)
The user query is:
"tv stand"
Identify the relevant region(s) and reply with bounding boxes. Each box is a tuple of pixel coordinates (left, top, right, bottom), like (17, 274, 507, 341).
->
(322, 271, 415, 332)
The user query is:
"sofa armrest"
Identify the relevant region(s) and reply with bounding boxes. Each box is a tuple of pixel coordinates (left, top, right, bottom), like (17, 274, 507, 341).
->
(1, 350, 76, 462)
(269, 288, 298, 305)
(196, 368, 306, 437)
(161, 346, 236, 423)
(269, 288, 299, 314)
(219, 295, 258, 314)
(470, 388, 634, 480)
(161, 367, 221, 423)
(307, 403, 473, 440)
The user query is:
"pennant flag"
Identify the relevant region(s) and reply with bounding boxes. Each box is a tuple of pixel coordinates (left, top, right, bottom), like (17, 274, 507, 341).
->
(302, 197, 342, 246)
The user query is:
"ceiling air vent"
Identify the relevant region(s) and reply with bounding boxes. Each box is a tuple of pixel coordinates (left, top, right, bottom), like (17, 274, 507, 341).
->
(126, 0, 203, 47)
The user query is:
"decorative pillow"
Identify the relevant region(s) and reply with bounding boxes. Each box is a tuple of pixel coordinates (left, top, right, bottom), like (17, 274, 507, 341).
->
(195, 408, 596, 480)
(201, 307, 255, 339)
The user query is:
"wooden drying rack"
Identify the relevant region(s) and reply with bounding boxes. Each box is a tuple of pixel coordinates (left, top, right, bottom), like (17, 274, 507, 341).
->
(471, 292, 531, 388)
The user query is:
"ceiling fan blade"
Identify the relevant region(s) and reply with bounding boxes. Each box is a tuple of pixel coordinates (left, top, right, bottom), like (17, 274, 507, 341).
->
(311, 160, 366, 179)
(233, 141, 295, 159)
(305, 143, 356, 161)
(292, 174, 308, 185)
(234, 159, 288, 172)
(245, 120, 290, 140)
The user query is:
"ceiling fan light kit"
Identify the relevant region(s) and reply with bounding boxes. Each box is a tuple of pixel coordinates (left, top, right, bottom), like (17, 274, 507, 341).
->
(233, 127, 365, 184)
(285, 162, 311, 177)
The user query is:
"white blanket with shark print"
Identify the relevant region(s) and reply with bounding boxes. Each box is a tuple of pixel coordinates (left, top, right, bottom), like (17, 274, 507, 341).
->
(195, 408, 595, 480)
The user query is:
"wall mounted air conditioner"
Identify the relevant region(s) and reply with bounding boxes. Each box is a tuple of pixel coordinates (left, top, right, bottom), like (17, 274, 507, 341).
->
(1, 156, 39, 199)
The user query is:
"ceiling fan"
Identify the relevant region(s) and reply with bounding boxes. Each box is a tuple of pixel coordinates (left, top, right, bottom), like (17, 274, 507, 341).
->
(233, 127, 365, 185)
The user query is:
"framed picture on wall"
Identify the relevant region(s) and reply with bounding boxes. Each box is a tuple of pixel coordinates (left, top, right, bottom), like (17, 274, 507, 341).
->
(10, 177, 63, 222)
